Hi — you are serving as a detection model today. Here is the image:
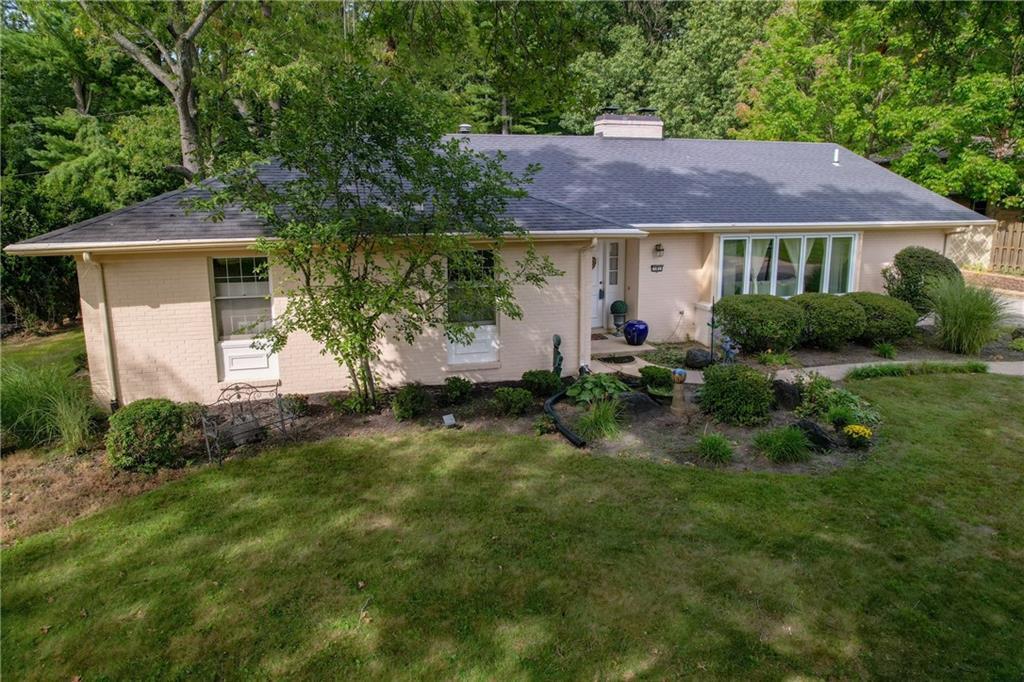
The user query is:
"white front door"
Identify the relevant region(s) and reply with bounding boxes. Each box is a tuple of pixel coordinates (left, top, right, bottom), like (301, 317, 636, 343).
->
(591, 240, 625, 329)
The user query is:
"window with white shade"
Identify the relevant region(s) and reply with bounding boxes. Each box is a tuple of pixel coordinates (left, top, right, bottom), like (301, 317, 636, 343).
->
(213, 257, 272, 340)
(718, 234, 857, 299)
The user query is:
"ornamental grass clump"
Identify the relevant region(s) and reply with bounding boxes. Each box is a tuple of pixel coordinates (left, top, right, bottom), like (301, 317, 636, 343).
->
(698, 364, 774, 426)
(0, 364, 97, 453)
(926, 276, 1009, 355)
(754, 426, 812, 463)
(695, 433, 733, 464)
(575, 399, 623, 442)
(873, 342, 897, 359)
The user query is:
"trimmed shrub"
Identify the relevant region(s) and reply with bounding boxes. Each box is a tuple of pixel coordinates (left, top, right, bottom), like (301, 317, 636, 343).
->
(638, 365, 672, 390)
(873, 342, 897, 359)
(521, 370, 562, 398)
(106, 399, 188, 471)
(882, 246, 962, 315)
(790, 293, 866, 350)
(845, 361, 988, 380)
(927, 276, 1009, 355)
(280, 394, 311, 417)
(575, 399, 623, 442)
(712, 295, 805, 352)
(490, 387, 534, 416)
(698, 364, 774, 426)
(696, 433, 733, 464)
(566, 373, 630, 405)
(845, 292, 918, 343)
(442, 376, 474, 405)
(754, 426, 811, 463)
(391, 383, 432, 421)
(0, 364, 96, 452)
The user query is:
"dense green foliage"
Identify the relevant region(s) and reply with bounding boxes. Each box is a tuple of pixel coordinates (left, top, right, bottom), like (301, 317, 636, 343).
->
(489, 387, 534, 416)
(713, 295, 806, 352)
(105, 398, 190, 471)
(873, 342, 897, 359)
(441, 376, 474, 406)
(791, 293, 867, 350)
(845, 292, 919, 344)
(566, 373, 630, 405)
(0, 363, 95, 452)
(882, 247, 963, 315)
(926, 277, 1009, 355)
(795, 373, 880, 425)
(754, 426, 812, 463)
(391, 384, 433, 421)
(638, 365, 672, 390)
(520, 370, 562, 398)
(698, 364, 774, 426)
(3, 1, 1020, 327)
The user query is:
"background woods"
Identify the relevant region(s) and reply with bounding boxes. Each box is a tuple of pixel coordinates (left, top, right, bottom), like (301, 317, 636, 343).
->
(2, 0, 1022, 328)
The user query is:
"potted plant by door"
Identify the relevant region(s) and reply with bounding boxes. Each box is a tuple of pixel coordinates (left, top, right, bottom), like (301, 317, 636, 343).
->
(610, 300, 627, 334)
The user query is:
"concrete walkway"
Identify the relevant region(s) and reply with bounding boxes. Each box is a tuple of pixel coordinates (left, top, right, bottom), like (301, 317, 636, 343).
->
(591, 356, 1024, 384)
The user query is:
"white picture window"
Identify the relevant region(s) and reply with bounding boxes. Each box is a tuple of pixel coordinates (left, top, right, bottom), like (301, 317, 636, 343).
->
(213, 257, 272, 340)
(719, 234, 857, 299)
(447, 250, 499, 365)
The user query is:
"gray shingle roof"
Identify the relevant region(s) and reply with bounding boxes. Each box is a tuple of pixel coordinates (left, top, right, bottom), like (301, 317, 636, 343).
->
(9, 135, 990, 251)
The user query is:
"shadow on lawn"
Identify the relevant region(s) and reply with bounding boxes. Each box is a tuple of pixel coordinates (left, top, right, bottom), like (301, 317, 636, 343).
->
(4, 375, 1024, 679)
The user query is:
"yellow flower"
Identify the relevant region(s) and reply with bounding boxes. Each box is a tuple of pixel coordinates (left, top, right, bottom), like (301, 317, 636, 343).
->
(844, 424, 872, 439)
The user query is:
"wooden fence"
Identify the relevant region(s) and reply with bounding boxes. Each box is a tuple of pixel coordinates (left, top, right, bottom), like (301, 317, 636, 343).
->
(990, 208, 1024, 271)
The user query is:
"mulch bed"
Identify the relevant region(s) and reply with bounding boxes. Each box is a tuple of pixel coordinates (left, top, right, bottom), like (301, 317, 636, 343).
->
(964, 270, 1024, 293)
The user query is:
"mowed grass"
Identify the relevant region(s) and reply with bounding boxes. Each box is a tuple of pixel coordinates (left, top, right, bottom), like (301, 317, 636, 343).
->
(3, 375, 1023, 679)
(2, 328, 85, 374)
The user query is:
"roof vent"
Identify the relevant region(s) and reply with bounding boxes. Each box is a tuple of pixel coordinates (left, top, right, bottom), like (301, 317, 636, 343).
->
(600, 105, 621, 115)
(594, 110, 663, 139)
(458, 123, 472, 134)
(832, 148, 840, 166)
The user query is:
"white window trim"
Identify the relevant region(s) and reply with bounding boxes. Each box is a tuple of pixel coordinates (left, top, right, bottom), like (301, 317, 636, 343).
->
(210, 257, 278, 382)
(717, 233, 858, 300)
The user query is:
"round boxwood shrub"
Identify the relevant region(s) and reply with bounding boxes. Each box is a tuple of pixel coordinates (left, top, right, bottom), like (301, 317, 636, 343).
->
(106, 398, 189, 471)
(391, 383, 432, 421)
(712, 295, 805, 352)
(790, 293, 867, 350)
(490, 387, 534, 416)
(441, 376, 474, 405)
(845, 292, 918, 343)
(521, 369, 562, 398)
(697, 364, 774, 426)
(882, 246, 962, 315)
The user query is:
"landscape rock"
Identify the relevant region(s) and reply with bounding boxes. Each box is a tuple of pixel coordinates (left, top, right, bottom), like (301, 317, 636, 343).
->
(772, 380, 802, 411)
(795, 418, 836, 451)
(684, 348, 713, 369)
(1011, 326, 1024, 340)
(619, 391, 664, 416)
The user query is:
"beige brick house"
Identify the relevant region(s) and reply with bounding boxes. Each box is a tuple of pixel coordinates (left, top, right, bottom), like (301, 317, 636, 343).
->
(7, 114, 993, 406)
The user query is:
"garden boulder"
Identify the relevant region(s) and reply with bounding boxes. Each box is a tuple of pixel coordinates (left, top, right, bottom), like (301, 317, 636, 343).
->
(772, 380, 802, 411)
(795, 418, 836, 452)
(1012, 326, 1024, 341)
(684, 348, 713, 369)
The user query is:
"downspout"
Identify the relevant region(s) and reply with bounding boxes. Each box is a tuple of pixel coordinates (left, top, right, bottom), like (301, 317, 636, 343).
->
(577, 238, 597, 372)
(82, 252, 120, 411)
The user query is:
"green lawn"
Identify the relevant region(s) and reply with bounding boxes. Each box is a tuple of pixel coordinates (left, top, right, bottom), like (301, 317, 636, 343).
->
(3, 375, 1023, 679)
(2, 328, 85, 374)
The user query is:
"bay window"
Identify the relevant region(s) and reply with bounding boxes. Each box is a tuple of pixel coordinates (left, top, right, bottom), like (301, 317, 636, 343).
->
(718, 234, 857, 299)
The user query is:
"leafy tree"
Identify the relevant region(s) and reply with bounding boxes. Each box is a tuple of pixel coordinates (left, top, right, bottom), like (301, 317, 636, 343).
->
(199, 69, 561, 405)
(737, 1, 1024, 207)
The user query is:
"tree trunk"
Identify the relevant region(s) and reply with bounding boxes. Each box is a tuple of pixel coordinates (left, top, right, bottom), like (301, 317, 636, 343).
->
(71, 76, 91, 115)
(174, 87, 202, 175)
(360, 357, 377, 405)
(500, 94, 510, 135)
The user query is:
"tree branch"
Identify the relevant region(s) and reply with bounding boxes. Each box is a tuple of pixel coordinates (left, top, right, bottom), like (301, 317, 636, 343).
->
(78, 0, 177, 92)
(183, 0, 226, 43)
